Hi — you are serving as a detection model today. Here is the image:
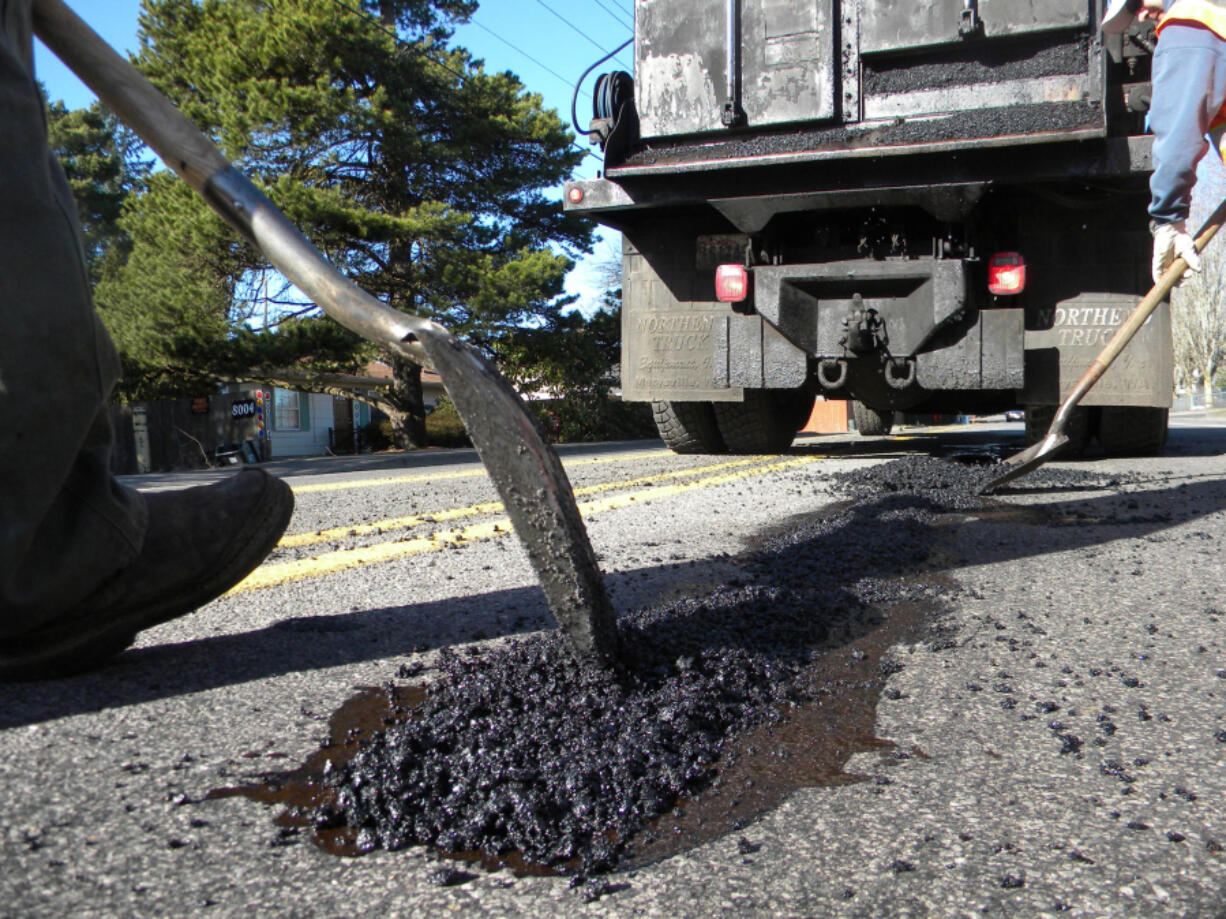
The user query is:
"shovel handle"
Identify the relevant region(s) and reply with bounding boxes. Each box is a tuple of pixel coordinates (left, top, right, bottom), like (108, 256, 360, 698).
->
(32, 0, 622, 666)
(31, 0, 435, 364)
(1058, 196, 1226, 412)
(32, 0, 227, 193)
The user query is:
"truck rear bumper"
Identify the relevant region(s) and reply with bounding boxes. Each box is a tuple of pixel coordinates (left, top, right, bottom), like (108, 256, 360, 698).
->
(564, 136, 1154, 223)
(622, 253, 1026, 405)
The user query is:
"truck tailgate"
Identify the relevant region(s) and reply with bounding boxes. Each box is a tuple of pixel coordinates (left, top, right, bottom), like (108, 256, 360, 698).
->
(621, 0, 1104, 175)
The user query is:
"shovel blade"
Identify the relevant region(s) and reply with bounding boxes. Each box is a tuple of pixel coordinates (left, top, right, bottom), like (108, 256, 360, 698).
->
(976, 432, 1069, 494)
(417, 329, 621, 668)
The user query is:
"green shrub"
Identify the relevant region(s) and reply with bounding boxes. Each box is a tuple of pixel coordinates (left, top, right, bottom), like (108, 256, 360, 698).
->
(363, 393, 653, 449)
(426, 398, 471, 447)
(529, 391, 655, 444)
(358, 419, 394, 451)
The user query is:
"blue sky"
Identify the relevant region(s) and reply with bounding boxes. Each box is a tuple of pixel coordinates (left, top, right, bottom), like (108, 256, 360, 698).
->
(34, 0, 635, 307)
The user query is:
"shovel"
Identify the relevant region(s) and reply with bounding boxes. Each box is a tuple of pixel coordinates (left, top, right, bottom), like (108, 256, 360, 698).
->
(32, 0, 621, 666)
(978, 196, 1226, 495)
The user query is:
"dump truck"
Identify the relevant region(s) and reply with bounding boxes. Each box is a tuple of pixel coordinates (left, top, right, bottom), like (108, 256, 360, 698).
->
(564, 0, 1170, 456)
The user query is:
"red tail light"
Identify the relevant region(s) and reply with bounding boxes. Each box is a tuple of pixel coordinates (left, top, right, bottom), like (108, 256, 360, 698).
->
(988, 252, 1026, 296)
(715, 264, 749, 302)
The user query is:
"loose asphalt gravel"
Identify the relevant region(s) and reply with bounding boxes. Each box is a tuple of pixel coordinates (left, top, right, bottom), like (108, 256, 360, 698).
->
(2, 420, 1226, 917)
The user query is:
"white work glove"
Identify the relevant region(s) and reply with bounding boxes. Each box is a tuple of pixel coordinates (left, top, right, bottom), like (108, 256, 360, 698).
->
(1152, 221, 1201, 284)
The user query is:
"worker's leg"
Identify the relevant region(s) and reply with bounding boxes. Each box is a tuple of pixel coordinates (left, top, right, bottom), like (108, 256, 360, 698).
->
(0, 3, 293, 680)
(1149, 23, 1226, 225)
(0, 0, 147, 633)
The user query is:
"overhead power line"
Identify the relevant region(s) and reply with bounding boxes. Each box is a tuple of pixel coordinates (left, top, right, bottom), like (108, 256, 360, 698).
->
(533, 0, 610, 54)
(325, 0, 601, 163)
(589, 0, 634, 30)
(468, 18, 573, 90)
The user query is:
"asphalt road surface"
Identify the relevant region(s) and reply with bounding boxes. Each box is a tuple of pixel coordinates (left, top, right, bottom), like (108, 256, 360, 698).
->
(3, 414, 1226, 917)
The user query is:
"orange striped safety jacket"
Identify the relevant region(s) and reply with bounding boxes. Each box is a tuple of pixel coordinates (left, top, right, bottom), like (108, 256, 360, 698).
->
(1157, 0, 1226, 40)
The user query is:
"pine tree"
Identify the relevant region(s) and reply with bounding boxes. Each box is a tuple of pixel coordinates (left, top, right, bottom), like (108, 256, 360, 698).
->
(45, 99, 149, 285)
(119, 0, 593, 443)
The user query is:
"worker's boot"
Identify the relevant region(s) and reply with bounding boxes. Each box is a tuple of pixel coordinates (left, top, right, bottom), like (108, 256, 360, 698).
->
(0, 468, 293, 680)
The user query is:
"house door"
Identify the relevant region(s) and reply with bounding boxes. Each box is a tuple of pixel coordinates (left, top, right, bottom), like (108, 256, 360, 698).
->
(332, 397, 355, 452)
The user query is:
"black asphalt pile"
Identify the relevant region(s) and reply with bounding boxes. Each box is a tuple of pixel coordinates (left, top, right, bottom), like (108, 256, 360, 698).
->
(316, 456, 1000, 876)
(325, 614, 816, 875)
(831, 455, 995, 511)
(832, 457, 1145, 509)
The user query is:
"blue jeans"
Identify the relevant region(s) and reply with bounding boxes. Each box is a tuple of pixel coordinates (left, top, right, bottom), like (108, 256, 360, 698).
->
(0, 0, 147, 632)
(1150, 22, 1226, 224)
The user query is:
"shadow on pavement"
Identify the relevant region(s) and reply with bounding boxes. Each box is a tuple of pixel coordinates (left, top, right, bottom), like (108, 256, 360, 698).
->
(962, 475, 1226, 566)
(8, 446, 1226, 730)
(0, 555, 734, 729)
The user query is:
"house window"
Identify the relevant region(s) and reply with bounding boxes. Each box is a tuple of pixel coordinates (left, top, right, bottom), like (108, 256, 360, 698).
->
(274, 388, 302, 431)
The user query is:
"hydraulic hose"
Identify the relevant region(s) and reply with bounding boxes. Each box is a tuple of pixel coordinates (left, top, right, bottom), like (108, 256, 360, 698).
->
(593, 71, 633, 123)
(570, 37, 633, 136)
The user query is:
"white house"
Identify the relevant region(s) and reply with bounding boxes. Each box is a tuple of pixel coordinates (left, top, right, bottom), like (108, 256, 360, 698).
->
(263, 364, 446, 458)
(264, 388, 354, 458)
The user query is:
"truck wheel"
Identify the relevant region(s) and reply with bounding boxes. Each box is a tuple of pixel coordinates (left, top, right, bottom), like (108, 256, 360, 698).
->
(1024, 404, 1092, 457)
(652, 401, 726, 454)
(1097, 407, 1169, 456)
(777, 389, 817, 433)
(712, 390, 797, 454)
(853, 401, 894, 436)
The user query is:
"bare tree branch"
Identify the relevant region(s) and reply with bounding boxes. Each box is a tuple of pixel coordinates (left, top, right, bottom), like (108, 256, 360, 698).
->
(1174, 159, 1226, 407)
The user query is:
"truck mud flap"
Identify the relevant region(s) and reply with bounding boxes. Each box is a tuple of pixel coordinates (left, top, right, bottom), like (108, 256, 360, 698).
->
(1023, 293, 1173, 408)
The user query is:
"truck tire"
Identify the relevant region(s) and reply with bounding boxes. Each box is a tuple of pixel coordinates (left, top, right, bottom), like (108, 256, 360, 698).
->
(712, 390, 797, 454)
(652, 401, 726, 454)
(777, 389, 817, 433)
(853, 401, 894, 436)
(1097, 406, 1169, 456)
(1024, 404, 1092, 457)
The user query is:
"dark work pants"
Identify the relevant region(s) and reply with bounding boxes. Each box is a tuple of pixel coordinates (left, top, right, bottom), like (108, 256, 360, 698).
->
(0, 0, 146, 634)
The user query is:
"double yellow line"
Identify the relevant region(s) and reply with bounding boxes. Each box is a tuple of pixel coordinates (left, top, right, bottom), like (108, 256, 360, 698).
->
(227, 453, 822, 595)
(286, 449, 672, 496)
(280, 455, 761, 550)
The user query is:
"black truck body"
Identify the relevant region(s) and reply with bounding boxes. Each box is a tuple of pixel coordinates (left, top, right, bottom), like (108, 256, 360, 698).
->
(564, 0, 1170, 455)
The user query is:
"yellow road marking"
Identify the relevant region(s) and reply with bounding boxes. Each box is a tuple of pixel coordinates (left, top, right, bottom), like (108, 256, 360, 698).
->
(279, 500, 503, 549)
(229, 455, 822, 595)
(573, 455, 817, 517)
(287, 449, 670, 495)
(279, 455, 767, 549)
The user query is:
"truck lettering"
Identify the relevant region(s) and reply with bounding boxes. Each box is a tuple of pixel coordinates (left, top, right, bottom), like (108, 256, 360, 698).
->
(649, 333, 708, 351)
(635, 377, 706, 390)
(1053, 307, 1126, 327)
(638, 357, 702, 372)
(1058, 327, 1116, 348)
(635, 315, 714, 334)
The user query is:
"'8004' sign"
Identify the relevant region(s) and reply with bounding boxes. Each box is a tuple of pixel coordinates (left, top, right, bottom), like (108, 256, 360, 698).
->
(231, 398, 258, 419)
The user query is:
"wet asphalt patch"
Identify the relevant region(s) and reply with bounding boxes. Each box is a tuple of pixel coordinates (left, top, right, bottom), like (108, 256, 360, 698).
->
(211, 456, 1116, 883)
